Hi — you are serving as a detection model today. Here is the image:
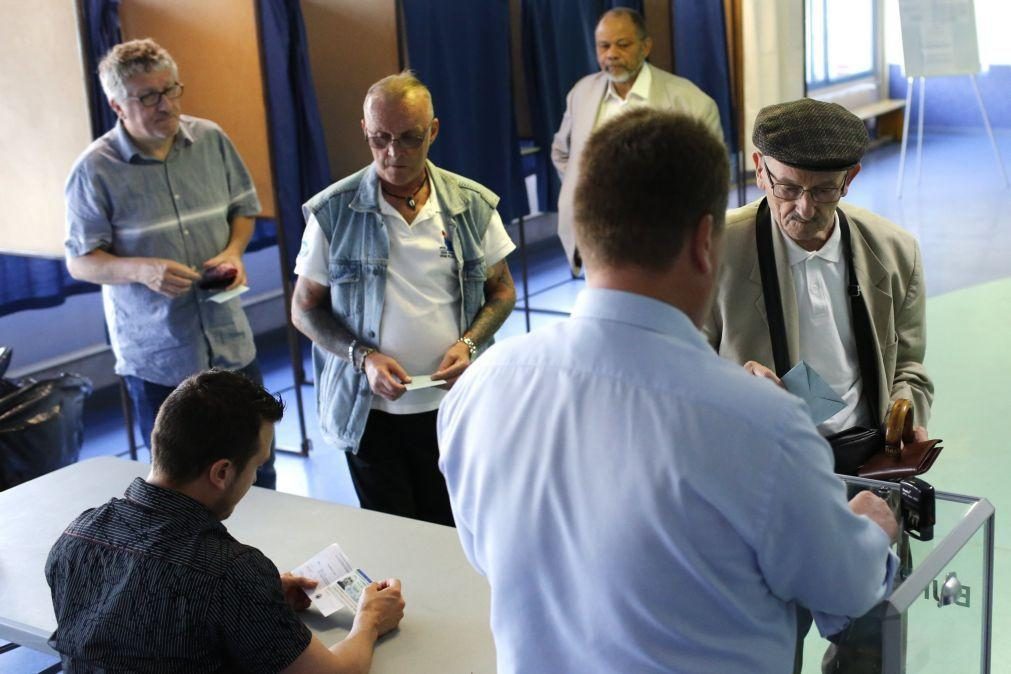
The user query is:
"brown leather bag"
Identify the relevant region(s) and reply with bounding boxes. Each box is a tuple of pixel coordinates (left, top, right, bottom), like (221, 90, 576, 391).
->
(827, 399, 942, 479)
(856, 399, 943, 480)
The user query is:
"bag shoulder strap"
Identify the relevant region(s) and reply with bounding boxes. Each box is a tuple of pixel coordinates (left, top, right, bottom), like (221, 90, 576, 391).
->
(755, 199, 791, 377)
(838, 210, 881, 425)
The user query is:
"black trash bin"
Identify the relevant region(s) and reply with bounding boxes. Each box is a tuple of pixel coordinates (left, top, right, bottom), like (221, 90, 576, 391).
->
(0, 347, 93, 491)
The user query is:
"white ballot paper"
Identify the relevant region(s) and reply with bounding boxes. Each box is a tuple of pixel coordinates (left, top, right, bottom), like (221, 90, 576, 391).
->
(404, 374, 444, 391)
(206, 285, 250, 304)
(292, 543, 372, 617)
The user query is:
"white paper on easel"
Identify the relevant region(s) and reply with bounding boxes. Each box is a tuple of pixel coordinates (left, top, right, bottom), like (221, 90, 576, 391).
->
(899, 0, 980, 77)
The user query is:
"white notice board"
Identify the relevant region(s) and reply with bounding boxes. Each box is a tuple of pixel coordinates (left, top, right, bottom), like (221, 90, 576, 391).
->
(898, 0, 981, 77)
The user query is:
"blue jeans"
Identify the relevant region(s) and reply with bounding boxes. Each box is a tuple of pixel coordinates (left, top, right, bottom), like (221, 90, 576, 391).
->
(123, 360, 277, 489)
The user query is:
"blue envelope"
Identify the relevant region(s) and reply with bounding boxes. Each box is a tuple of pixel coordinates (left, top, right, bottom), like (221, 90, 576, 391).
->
(782, 361, 846, 425)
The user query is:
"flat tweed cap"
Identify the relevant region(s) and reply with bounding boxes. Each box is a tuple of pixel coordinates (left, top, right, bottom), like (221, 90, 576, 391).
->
(753, 98, 869, 171)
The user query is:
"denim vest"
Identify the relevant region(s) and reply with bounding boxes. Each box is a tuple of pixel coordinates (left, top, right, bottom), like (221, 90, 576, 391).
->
(302, 161, 499, 452)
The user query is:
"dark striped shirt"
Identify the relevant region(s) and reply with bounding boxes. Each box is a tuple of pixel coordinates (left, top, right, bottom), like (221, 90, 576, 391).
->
(45, 478, 311, 673)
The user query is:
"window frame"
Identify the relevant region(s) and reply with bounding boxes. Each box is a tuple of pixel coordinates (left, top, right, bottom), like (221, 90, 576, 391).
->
(805, 0, 878, 90)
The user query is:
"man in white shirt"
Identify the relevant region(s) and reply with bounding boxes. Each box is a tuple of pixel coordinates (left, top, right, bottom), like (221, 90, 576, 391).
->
(439, 108, 899, 674)
(291, 72, 516, 525)
(551, 7, 722, 276)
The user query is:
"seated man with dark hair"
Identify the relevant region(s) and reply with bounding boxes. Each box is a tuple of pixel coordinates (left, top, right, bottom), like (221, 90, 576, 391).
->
(45, 369, 405, 674)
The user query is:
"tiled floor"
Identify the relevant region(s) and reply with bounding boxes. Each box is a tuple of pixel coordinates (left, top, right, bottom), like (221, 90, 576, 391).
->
(7, 128, 1011, 672)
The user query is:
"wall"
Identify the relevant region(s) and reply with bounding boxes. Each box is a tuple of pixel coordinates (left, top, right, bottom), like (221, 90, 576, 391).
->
(889, 64, 1011, 130)
(0, 2, 92, 257)
(742, 0, 805, 160)
(302, 0, 400, 181)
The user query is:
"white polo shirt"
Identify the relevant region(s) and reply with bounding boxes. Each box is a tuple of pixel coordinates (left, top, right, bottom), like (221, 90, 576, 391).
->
(780, 214, 872, 434)
(295, 185, 515, 415)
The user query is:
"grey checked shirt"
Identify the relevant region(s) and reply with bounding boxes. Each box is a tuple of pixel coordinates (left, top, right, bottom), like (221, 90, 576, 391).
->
(65, 116, 260, 385)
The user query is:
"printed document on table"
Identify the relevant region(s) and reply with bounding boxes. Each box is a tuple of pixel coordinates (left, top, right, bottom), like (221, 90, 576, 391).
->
(292, 543, 372, 617)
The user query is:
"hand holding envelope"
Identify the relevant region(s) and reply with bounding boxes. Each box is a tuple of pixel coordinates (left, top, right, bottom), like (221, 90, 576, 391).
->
(782, 361, 846, 425)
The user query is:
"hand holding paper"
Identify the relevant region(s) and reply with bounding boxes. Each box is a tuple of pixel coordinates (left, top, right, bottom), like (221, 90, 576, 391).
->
(292, 543, 373, 617)
(404, 374, 444, 391)
(206, 285, 249, 304)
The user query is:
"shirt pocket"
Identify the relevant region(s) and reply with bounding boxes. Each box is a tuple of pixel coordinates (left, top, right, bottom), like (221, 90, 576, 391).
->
(460, 257, 487, 323)
(329, 260, 363, 319)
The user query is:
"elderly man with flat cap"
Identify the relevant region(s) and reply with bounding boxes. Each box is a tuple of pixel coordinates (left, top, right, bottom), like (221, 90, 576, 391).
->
(706, 97, 932, 438)
(704, 97, 932, 672)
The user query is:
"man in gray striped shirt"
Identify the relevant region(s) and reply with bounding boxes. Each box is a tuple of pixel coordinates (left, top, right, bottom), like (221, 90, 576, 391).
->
(64, 39, 275, 486)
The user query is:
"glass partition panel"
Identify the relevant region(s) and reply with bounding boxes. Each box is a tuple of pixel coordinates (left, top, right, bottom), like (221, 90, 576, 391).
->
(801, 477, 994, 674)
(902, 514, 988, 672)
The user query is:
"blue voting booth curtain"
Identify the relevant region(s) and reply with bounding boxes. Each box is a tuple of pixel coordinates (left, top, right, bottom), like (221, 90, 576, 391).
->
(256, 0, 332, 272)
(0, 0, 122, 318)
(671, 0, 736, 151)
(520, 0, 642, 212)
(400, 0, 529, 224)
(82, 0, 121, 139)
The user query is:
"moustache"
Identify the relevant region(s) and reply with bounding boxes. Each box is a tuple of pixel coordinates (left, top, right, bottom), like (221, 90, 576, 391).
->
(786, 213, 822, 226)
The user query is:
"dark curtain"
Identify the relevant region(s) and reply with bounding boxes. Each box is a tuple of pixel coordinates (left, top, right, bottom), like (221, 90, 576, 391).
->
(400, 0, 529, 224)
(0, 0, 123, 318)
(255, 0, 332, 271)
(82, 0, 122, 138)
(520, 0, 642, 212)
(671, 0, 736, 150)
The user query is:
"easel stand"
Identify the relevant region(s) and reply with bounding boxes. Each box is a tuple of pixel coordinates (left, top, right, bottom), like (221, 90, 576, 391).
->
(896, 74, 1010, 198)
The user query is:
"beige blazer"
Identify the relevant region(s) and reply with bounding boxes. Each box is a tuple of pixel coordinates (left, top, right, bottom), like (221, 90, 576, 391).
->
(704, 200, 933, 427)
(550, 64, 722, 275)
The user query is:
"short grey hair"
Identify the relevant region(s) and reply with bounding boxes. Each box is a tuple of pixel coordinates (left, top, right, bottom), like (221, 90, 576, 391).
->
(98, 38, 178, 103)
(363, 70, 434, 120)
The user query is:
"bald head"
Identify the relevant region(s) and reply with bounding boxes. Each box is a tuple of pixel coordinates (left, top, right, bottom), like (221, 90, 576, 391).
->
(360, 71, 440, 188)
(363, 70, 434, 121)
(597, 8, 648, 40)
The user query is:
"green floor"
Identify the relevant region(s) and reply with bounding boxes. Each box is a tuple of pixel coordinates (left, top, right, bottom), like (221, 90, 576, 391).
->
(802, 277, 1011, 673)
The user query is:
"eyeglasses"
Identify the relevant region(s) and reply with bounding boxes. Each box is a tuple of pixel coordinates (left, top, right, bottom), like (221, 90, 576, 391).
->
(763, 160, 846, 204)
(364, 123, 432, 150)
(128, 83, 184, 107)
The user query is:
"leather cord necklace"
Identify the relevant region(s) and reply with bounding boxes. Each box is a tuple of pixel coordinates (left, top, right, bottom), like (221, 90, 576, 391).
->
(755, 198, 881, 424)
(381, 171, 428, 210)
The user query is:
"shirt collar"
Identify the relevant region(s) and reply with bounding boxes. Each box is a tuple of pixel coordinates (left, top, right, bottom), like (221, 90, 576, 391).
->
(780, 211, 842, 266)
(110, 117, 192, 162)
(376, 175, 443, 223)
(604, 61, 652, 103)
(570, 287, 710, 352)
(124, 477, 221, 528)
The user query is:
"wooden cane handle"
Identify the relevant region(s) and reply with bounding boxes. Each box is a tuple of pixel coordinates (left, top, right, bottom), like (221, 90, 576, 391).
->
(884, 399, 914, 456)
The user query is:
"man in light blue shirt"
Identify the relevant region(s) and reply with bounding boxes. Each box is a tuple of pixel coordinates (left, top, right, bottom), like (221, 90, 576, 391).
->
(438, 108, 899, 674)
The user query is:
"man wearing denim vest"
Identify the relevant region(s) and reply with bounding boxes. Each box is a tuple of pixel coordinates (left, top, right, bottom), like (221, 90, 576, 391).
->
(292, 72, 516, 526)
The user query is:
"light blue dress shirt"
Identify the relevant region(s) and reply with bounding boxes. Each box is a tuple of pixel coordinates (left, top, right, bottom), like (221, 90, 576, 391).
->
(439, 288, 897, 674)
